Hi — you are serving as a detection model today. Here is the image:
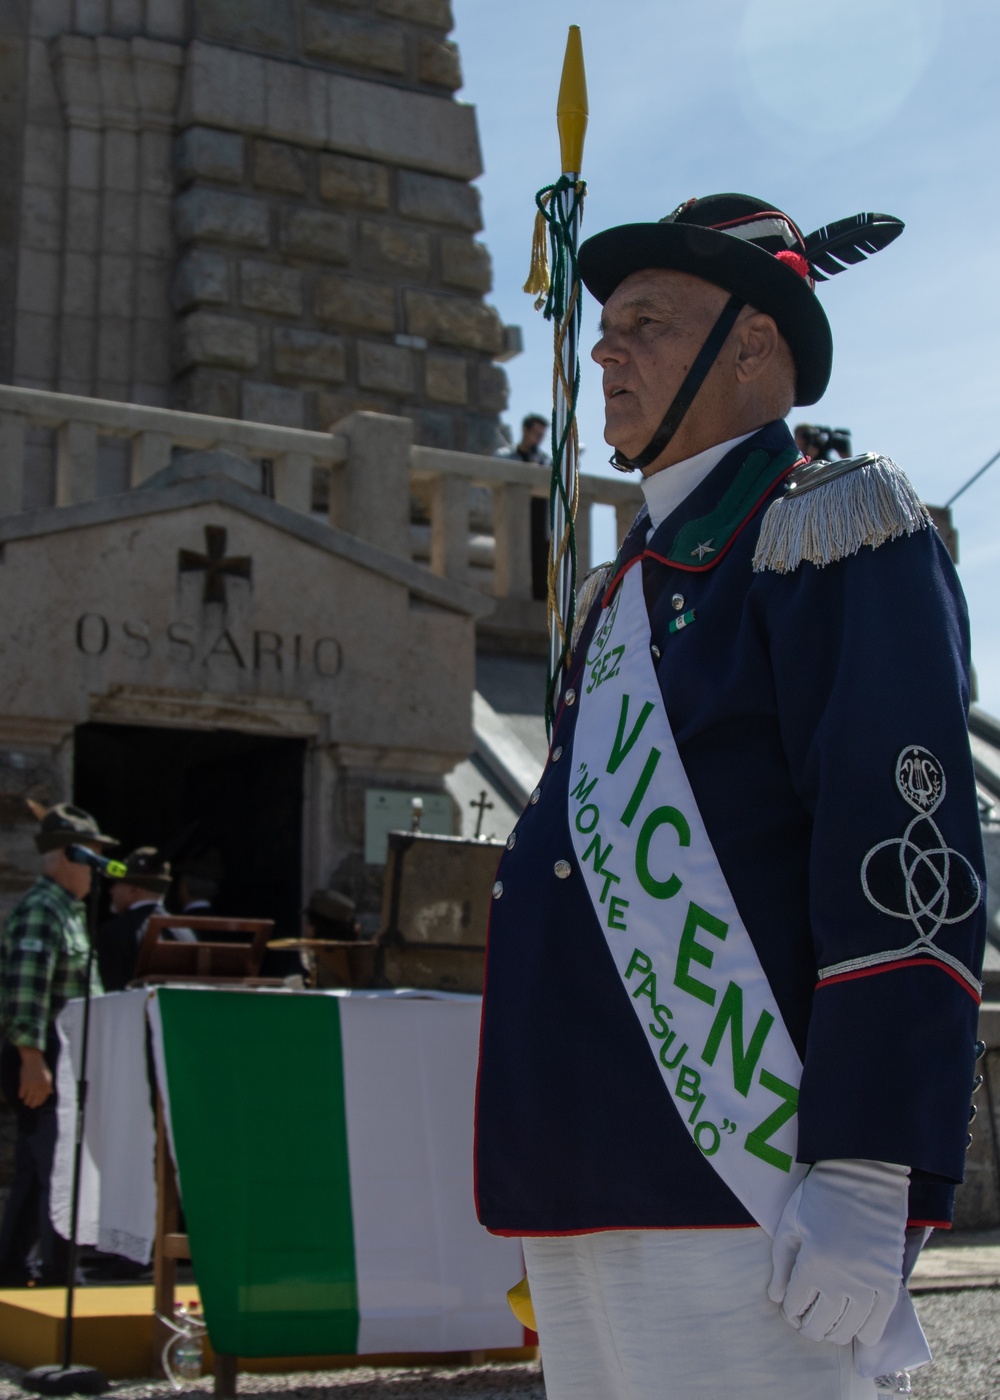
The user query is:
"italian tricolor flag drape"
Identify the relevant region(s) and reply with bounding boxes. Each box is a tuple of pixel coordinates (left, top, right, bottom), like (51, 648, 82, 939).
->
(147, 988, 524, 1359)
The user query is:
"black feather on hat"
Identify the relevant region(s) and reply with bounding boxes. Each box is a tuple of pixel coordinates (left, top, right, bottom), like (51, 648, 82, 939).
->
(578, 193, 903, 406)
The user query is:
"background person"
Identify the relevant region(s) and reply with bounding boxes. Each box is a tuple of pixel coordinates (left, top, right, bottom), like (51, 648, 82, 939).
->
(96, 847, 171, 992)
(0, 803, 116, 1286)
(498, 413, 551, 602)
(304, 889, 359, 941)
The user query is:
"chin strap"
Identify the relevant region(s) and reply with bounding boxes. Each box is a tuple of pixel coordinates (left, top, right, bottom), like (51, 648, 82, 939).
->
(610, 294, 746, 473)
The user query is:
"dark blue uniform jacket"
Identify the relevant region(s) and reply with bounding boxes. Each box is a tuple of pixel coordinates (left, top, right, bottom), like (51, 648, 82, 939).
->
(475, 419, 986, 1234)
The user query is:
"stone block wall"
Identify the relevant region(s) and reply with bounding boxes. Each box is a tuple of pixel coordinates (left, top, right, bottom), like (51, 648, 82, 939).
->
(10, 0, 511, 452)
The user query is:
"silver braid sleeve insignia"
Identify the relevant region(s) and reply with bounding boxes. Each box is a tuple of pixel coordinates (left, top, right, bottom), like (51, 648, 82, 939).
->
(752, 453, 931, 575)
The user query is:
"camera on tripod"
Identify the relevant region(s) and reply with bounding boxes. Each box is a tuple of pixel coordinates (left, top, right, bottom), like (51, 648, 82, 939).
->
(794, 424, 852, 460)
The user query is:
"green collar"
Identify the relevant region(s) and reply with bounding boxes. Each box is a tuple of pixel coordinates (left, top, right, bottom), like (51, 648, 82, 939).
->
(647, 445, 801, 573)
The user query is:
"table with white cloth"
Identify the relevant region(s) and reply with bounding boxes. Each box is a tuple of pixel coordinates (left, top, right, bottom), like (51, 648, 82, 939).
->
(52, 986, 525, 1360)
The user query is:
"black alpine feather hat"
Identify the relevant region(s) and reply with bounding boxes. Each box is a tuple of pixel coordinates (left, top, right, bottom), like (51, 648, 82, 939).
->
(113, 846, 172, 893)
(579, 193, 903, 407)
(30, 801, 118, 854)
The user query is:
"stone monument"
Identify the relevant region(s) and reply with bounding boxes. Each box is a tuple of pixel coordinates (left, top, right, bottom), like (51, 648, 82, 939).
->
(0, 0, 514, 451)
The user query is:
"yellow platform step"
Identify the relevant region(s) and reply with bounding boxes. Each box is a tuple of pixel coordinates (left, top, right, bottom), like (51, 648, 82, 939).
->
(0, 1287, 536, 1380)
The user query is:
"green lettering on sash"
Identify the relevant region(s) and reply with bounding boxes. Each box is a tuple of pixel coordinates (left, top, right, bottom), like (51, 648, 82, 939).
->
(607, 695, 655, 775)
(686, 1091, 706, 1124)
(745, 1069, 798, 1173)
(625, 949, 652, 981)
(650, 1004, 673, 1039)
(633, 971, 657, 1004)
(599, 870, 621, 903)
(576, 804, 600, 834)
(620, 748, 662, 828)
(607, 895, 629, 930)
(659, 1035, 688, 1069)
(583, 834, 614, 874)
(676, 1065, 702, 1101)
(701, 981, 775, 1097)
(694, 1121, 721, 1157)
(571, 769, 599, 803)
(635, 806, 690, 899)
(674, 903, 727, 1005)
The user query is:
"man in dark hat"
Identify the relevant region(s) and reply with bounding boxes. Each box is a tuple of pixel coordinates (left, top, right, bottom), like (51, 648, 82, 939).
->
(96, 848, 171, 992)
(0, 802, 116, 1285)
(476, 196, 985, 1396)
(304, 888, 359, 942)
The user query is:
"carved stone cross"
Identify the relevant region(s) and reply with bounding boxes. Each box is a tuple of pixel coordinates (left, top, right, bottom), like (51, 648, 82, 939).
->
(178, 526, 252, 605)
(470, 789, 495, 840)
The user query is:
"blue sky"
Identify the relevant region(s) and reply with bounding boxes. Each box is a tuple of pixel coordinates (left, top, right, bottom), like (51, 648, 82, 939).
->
(452, 0, 1000, 712)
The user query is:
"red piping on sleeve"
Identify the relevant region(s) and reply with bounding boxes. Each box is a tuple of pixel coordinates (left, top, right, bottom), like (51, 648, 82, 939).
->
(817, 957, 981, 1005)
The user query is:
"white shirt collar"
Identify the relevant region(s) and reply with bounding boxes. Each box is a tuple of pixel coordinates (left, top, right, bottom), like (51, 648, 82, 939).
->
(641, 431, 757, 533)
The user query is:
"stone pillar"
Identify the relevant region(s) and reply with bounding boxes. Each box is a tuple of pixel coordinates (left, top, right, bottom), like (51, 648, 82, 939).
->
(129, 427, 172, 484)
(51, 35, 102, 397)
(0, 414, 25, 515)
(48, 29, 182, 404)
(493, 483, 532, 601)
(130, 38, 185, 405)
(273, 450, 315, 514)
(616, 499, 638, 549)
(334, 409, 412, 560)
(430, 474, 469, 584)
(56, 419, 98, 504)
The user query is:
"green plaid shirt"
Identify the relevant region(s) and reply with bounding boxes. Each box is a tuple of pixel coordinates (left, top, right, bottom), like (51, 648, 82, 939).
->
(0, 877, 102, 1049)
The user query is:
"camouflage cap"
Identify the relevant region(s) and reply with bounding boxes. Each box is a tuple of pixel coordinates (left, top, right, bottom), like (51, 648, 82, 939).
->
(114, 846, 171, 893)
(32, 801, 119, 855)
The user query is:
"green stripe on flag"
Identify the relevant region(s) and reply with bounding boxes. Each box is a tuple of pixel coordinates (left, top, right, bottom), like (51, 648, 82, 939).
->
(156, 989, 359, 1357)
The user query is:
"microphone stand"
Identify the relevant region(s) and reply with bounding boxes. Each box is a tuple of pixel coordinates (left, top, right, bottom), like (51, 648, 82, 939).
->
(22, 850, 109, 1396)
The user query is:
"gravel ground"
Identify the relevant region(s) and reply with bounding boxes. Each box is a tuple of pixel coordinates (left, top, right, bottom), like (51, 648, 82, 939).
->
(0, 1292, 991, 1399)
(0, 1362, 546, 1400)
(910, 1288, 1000, 1400)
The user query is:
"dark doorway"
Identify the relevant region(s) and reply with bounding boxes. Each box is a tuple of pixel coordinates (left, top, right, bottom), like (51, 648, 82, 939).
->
(73, 724, 306, 938)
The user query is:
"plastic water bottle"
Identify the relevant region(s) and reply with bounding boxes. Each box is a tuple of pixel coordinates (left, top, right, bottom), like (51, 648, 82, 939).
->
(875, 1373, 912, 1397)
(171, 1302, 204, 1382)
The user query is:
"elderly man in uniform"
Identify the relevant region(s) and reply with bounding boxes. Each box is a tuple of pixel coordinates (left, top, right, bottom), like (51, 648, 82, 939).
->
(475, 195, 986, 1398)
(0, 803, 116, 1285)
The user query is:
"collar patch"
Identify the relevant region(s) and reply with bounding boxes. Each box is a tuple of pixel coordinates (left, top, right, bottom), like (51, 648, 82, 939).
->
(650, 446, 801, 571)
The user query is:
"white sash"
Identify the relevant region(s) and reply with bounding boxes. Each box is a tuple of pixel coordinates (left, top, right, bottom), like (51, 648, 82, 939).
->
(568, 563, 807, 1236)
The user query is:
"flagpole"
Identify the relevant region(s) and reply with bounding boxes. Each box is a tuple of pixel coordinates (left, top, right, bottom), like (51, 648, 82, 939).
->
(523, 26, 587, 733)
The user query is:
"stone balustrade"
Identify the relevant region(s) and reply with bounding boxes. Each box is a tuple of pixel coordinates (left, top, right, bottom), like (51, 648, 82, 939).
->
(0, 386, 642, 596)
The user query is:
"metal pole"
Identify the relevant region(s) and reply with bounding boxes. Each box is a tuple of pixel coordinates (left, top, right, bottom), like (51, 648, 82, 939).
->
(61, 877, 99, 1370)
(945, 444, 1000, 508)
(548, 175, 580, 703)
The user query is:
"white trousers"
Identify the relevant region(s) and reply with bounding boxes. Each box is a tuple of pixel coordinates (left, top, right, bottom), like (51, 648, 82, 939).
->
(523, 1228, 878, 1400)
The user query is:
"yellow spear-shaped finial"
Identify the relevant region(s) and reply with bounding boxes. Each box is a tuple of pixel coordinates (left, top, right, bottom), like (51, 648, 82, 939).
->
(557, 25, 588, 176)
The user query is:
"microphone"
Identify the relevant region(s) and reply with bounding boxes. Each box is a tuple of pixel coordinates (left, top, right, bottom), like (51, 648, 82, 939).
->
(65, 844, 127, 879)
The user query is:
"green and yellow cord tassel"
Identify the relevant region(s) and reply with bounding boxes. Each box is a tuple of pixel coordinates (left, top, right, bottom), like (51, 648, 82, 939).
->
(523, 201, 551, 306)
(522, 174, 587, 735)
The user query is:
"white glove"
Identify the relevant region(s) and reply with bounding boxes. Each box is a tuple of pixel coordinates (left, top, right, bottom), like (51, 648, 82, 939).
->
(854, 1228, 933, 1379)
(767, 1159, 909, 1347)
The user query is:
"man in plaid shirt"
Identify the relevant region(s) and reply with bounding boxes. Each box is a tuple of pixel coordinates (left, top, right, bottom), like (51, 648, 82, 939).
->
(0, 802, 116, 1285)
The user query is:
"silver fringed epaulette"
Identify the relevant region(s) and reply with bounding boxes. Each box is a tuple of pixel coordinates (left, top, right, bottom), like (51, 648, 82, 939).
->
(752, 452, 931, 575)
(571, 563, 613, 653)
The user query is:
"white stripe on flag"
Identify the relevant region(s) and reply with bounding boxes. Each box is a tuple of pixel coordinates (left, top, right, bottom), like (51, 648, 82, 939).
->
(339, 997, 524, 1354)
